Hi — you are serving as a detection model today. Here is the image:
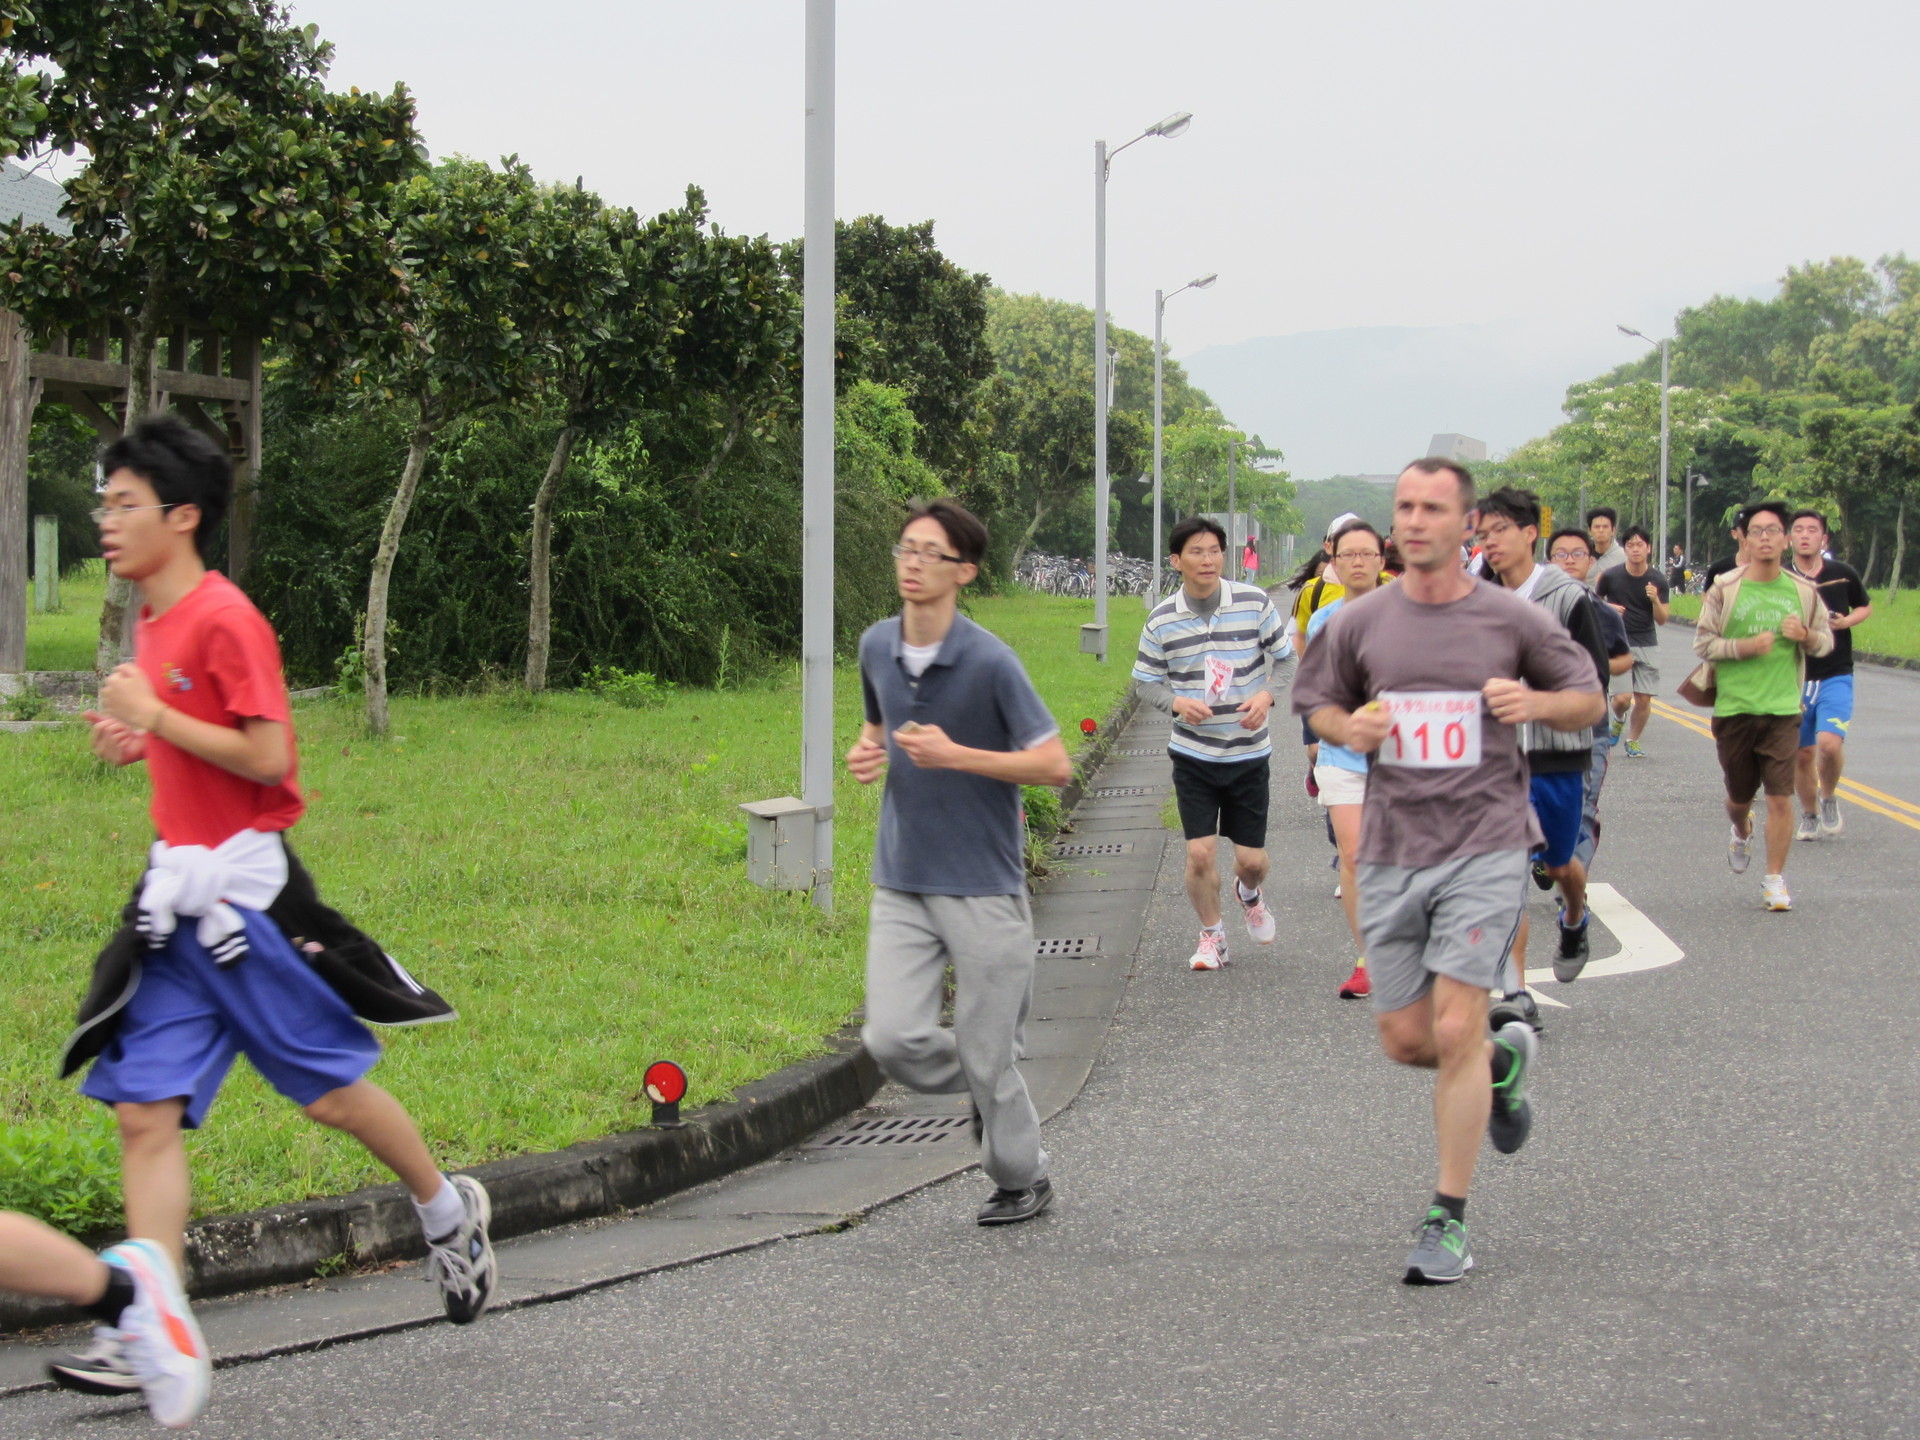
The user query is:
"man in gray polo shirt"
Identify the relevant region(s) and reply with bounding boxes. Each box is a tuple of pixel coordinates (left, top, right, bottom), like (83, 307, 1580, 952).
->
(847, 500, 1072, 1227)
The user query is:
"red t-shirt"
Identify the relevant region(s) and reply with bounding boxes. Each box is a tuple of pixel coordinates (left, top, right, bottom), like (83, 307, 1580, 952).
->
(134, 572, 304, 847)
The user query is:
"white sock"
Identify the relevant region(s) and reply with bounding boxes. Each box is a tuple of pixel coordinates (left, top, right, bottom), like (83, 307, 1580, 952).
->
(1203, 921, 1225, 935)
(414, 1177, 464, 1240)
(1236, 879, 1260, 904)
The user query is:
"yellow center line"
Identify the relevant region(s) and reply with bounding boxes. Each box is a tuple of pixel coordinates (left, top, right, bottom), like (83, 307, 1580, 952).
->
(1646, 699, 1920, 835)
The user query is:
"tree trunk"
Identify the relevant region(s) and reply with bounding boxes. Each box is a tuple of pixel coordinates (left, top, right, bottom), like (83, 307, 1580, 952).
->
(0, 311, 34, 674)
(363, 408, 437, 738)
(1890, 499, 1907, 602)
(1862, 526, 1880, 591)
(687, 405, 743, 530)
(97, 306, 161, 672)
(524, 424, 575, 693)
(1010, 493, 1050, 576)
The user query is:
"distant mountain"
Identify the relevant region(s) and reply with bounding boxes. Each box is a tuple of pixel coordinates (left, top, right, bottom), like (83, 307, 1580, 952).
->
(1181, 321, 1632, 480)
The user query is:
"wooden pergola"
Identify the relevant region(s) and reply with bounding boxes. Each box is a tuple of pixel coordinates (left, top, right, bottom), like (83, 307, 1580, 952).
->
(0, 311, 261, 672)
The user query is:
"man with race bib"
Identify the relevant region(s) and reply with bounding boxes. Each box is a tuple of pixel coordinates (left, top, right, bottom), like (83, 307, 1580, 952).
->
(1294, 458, 1603, 1285)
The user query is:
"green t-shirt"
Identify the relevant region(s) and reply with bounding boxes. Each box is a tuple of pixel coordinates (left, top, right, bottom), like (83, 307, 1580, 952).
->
(1714, 574, 1803, 717)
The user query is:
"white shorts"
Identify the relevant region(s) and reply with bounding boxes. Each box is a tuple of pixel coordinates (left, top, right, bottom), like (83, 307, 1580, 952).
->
(1314, 764, 1367, 807)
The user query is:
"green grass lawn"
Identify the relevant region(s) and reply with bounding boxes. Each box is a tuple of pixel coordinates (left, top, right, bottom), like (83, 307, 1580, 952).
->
(22, 561, 106, 672)
(3, 590, 1140, 1223)
(1669, 586, 1920, 660)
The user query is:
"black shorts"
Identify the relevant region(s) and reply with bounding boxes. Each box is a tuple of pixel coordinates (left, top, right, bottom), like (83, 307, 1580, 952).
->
(1171, 751, 1271, 848)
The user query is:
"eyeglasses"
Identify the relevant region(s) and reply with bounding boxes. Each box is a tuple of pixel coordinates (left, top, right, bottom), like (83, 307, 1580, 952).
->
(1333, 549, 1381, 561)
(1743, 525, 1785, 539)
(91, 503, 173, 524)
(1549, 548, 1589, 562)
(1476, 520, 1522, 542)
(1179, 548, 1224, 560)
(891, 543, 962, 566)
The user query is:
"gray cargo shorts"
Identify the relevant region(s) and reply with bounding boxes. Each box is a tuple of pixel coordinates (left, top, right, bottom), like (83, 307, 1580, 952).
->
(1356, 848, 1530, 1014)
(1628, 643, 1659, 694)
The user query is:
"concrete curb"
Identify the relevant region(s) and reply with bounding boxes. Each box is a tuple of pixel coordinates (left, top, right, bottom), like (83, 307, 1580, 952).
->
(0, 678, 1145, 1336)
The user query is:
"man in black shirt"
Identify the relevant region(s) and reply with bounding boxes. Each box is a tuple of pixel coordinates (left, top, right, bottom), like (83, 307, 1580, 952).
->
(1595, 526, 1670, 758)
(1787, 510, 1873, 838)
(1702, 522, 1747, 590)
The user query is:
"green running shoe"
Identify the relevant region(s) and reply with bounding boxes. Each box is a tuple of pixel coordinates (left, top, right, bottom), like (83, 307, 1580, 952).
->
(1404, 1207, 1473, 1284)
(1488, 1020, 1537, 1154)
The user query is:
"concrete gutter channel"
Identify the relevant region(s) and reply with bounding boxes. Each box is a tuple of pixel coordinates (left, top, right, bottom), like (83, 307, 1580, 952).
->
(0, 688, 1174, 1394)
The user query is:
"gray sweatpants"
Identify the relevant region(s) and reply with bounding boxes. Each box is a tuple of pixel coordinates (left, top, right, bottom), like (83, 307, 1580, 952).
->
(862, 888, 1048, 1191)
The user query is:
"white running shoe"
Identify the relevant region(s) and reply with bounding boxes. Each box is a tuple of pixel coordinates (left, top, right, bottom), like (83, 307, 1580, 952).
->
(426, 1175, 498, 1324)
(1188, 929, 1229, 971)
(1795, 812, 1819, 843)
(1762, 874, 1793, 912)
(1819, 796, 1844, 836)
(1239, 888, 1276, 944)
(1333, 882, 1343, 899)
(105, 1239, 210, 1430)
(1728, 824, 1754, 874)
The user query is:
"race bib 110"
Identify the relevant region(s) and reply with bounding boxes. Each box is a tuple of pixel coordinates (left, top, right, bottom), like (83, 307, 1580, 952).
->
(1377, 689, 1483, 769)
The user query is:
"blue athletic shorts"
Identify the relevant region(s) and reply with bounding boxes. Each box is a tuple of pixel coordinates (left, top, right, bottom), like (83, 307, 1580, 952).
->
(81, 905, 381, 1129)
(1799, 673, 1854, 747)
(1529, 769, 1586, 870)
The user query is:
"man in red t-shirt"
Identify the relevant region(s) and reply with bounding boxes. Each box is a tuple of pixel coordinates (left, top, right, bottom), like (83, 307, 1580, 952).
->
(46, 418, 496, 1402)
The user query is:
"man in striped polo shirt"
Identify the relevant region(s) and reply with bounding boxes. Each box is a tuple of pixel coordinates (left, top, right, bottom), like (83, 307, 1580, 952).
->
(1134, 517, 1296, 971)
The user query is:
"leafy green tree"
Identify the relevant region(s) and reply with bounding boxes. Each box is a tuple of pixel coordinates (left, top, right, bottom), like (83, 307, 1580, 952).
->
(984, 289, 1217, 424)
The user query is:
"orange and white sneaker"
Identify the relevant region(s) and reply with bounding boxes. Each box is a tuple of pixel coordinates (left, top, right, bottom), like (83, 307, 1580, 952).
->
(105, 1238, 210, 1430)
(1238, 887, 1277, 944)
(1188, 928, 1229, 971)
(1339, 962, 1371, 999)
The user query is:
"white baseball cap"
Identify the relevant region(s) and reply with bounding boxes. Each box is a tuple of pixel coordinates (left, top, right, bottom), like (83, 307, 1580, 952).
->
(1325, 512, 1362, 540)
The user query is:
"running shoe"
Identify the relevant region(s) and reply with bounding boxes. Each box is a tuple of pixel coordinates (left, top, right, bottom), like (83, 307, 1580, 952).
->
(977, 1176, 1053, 1226)
(1728, 824, 1754, 874)
(426, 1175, 497, 1325)
(1333, 882, 1342, 899)
(46, 1329, 139, 1396)
(1487, 1021, 1537, 1155)
(1338, 963, 1370, 999)
(1531, 860, 1553, 891)
(1795, 812, 1819, 843)
(1622, 740, 1647, 758)
(1608, 712, 1627, 743)
(1239, 888, 1276, 944)
(1762, 874, 1793, 912)
(1552, 907, 1591, 983)
(1403, 1207, 1473, 1284)
(1188, 929, 1229, 971)
(1488, 989, 1543, 1035)
(1820, 796, 1844, 836)
(106, 1238, 209, 1430)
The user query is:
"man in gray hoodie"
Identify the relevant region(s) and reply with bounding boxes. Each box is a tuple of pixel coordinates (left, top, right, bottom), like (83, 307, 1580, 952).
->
(1475, 490, 1612, 1026)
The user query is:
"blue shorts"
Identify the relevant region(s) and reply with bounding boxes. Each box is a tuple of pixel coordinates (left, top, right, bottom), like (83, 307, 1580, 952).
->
(1529, 769, 1586, 869)
(81, 906, 381, 1129)
(1799, 674, 1854, 747)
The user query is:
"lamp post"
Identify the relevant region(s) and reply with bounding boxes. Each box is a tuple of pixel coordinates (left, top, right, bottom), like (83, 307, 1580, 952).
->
(801, 0, 834, 911)
(1618, 324, 1671, 564)
(1152, 271, 1216, 603)
(1092, 109, 1191, 660)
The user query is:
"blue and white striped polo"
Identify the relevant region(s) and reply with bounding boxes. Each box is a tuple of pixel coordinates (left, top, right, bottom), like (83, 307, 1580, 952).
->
(1133, 581, 1292, 763)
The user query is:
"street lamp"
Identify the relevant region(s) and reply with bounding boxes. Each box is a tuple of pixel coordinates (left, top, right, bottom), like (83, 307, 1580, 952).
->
(799, 0, 835, 910)
(1618, 323, 1671, 566)
(1091, 110, 1192, 660)
(1152, 271, 1216, 603)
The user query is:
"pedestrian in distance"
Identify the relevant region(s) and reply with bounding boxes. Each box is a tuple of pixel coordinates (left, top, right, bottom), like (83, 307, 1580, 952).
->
(1284, 516, 1353, 797)
(1474, 491, 1611, 1006)
(0, 1215, 206, 1429)
(1133, 516, 1296, 971)
(51, 417, 496, 1403)
(847, 500, 1072, 1227)
(1242, 534, 1259, 584)
(1595, 525, 1671, 758)
(1786, 510, 1872, 840)
(1691, 500, 1834, 912)
(1305, 519, 1388, 999)
(1294, 458, 1604, 1284)
(1545, 529, 1635, 879)
(1586, 506, 1628, 584)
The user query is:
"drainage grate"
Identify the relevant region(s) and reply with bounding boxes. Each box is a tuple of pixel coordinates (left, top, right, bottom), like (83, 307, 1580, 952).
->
(1035, 935, 1100, 956)
(1051, 842, 1136, 858)
(1089, 785, 1164, 798)
(808, 1115, 972, 1149)
(1110, 747, 1165, 757)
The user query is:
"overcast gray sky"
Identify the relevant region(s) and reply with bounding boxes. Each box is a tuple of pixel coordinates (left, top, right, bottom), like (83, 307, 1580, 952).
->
(289, 0, 1918, 471)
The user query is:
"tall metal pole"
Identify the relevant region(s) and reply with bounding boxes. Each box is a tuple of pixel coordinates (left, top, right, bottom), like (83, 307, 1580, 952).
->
(802, 0, 835, 912)
(1091, 140, 1109, 660)
(1227, 438, 1238, 558)
(1656, 336, 1671, 562)
(1151, 287, 1164, 606)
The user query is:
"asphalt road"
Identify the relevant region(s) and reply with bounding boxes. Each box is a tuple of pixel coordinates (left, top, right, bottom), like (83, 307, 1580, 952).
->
(10, 658, 1920, 1439)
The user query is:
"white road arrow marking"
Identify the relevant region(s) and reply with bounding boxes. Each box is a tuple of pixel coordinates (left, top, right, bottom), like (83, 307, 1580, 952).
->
(1523, 882, 1683, 990)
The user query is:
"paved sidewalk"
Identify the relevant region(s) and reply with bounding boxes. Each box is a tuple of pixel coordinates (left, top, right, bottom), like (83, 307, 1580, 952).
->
(0, 705, 1180, 1396)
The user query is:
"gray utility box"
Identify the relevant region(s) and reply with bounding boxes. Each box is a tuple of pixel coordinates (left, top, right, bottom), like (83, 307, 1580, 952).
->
(739, 796, 819, 891)
(1079, 622, 1108, 657)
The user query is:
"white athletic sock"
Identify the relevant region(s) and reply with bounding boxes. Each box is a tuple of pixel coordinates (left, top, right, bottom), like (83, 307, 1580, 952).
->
(1203, 921, 1225, 934)
(1235, 879, 1261, 904)
(414, 1176, 464, 1240)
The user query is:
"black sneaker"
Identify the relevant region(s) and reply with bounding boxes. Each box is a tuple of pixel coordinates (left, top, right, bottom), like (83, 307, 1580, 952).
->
(1403, 1207, 1473, 1284)
(47, 1329, 141, 1396)
(1488, 989, 1543, 1035)
(1552, 909, 1591, 983)
(1530, 861, 1553, 891)
(976, 1176, 1054, 1226)
(1488, 1021, 1538, 1155)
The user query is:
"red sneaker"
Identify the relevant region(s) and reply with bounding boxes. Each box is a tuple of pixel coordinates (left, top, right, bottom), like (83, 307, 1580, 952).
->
(1338, 963, 1370, 999)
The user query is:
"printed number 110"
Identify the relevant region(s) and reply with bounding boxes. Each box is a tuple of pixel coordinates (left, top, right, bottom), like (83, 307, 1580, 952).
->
(1389, 720, 1468, 762)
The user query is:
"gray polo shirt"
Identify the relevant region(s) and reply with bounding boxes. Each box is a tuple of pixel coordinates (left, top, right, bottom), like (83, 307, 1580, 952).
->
(859, 613, 1060, 896)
